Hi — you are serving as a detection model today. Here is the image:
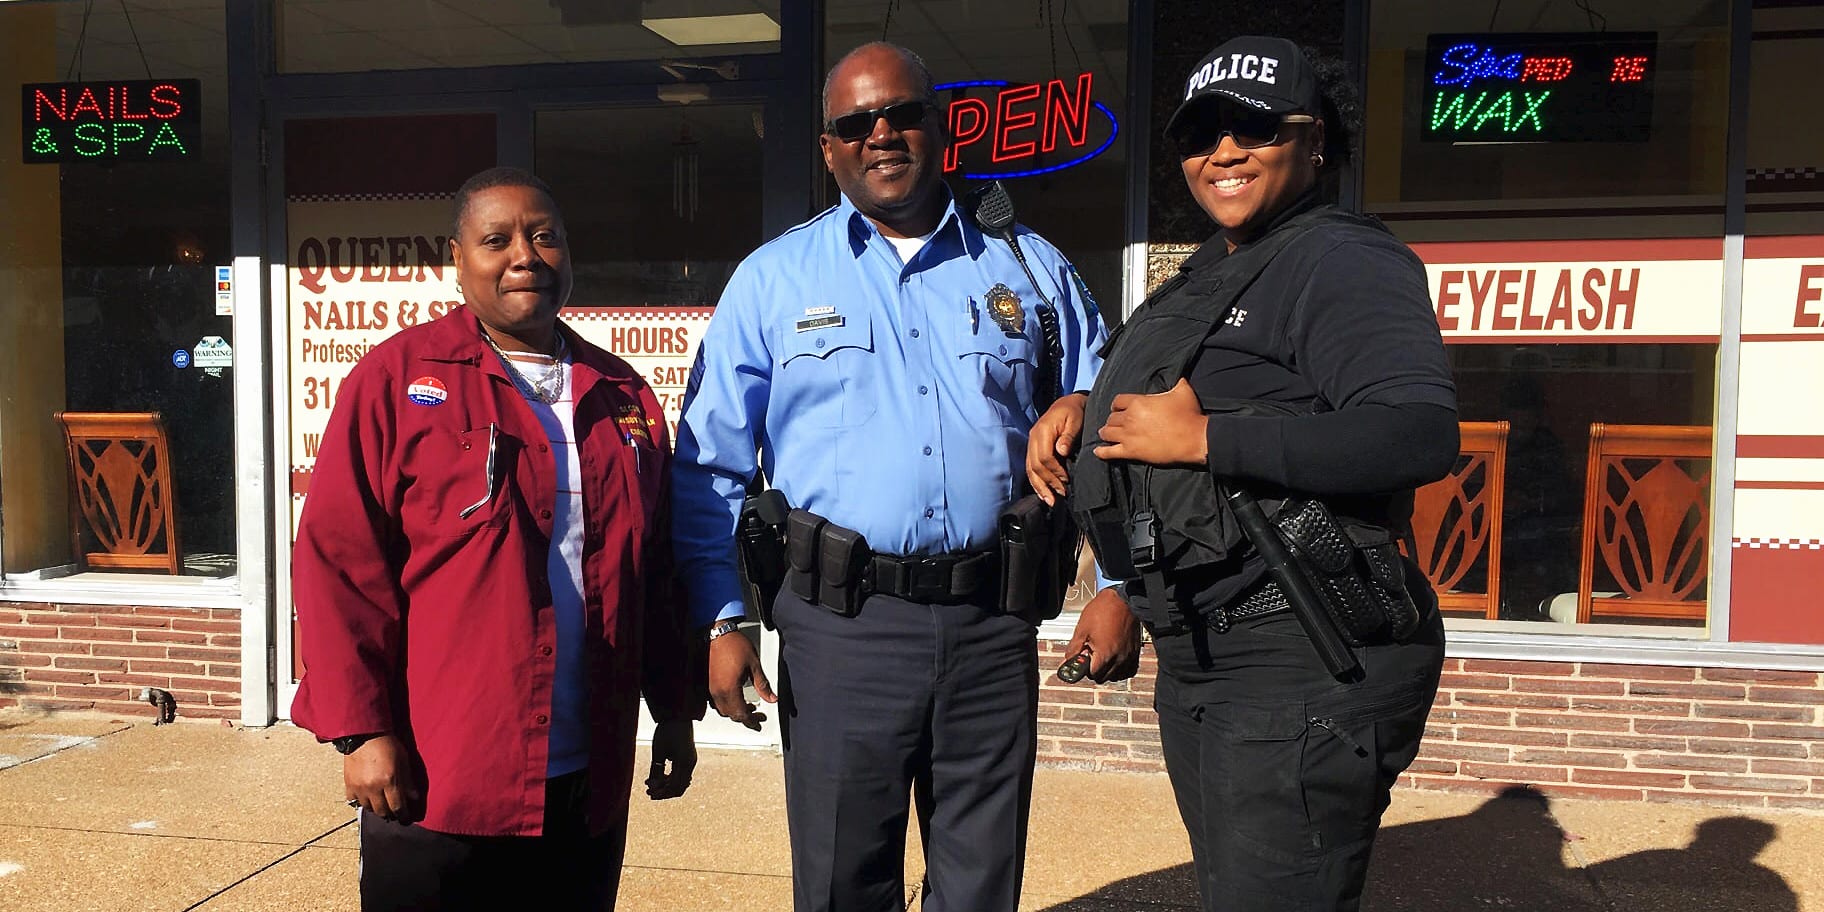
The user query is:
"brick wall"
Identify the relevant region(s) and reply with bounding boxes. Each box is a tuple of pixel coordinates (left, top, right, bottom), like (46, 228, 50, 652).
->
(1415, 659, 1824, 811)
(0, 603, 241, 721)
(1034, 643, 1824, 811)
(1036, 639, 1164, 772)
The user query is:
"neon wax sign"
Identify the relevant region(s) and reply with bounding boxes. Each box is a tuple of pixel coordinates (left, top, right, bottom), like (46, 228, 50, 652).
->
(1421, 33, 1655, 143)
(937, 72, 1118, 179)
(20, 79, 202, 164)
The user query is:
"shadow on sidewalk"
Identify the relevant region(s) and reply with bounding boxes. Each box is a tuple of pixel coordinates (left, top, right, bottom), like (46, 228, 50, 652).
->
(1032, 786, 1797, 912)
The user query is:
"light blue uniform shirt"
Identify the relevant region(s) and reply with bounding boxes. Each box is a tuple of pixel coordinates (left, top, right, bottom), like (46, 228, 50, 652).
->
(673, 191, 1108, 628)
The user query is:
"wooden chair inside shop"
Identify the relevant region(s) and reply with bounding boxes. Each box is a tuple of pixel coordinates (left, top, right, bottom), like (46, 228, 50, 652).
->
(1575, 423, 1711, 624)
(54, 412, 183, 575)
(1407, 421, 1508, 619)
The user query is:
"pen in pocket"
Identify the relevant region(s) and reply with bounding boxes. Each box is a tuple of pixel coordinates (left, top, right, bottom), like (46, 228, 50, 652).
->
(458, 422, 498, 520)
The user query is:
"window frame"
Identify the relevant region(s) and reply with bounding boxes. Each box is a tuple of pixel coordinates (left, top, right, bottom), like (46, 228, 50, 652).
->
(0, 0, 267, 614)
(1356, 0, 1824, 665)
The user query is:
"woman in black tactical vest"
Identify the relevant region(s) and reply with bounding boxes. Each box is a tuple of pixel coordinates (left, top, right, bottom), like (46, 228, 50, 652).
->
(1032, 37, 1456, 912)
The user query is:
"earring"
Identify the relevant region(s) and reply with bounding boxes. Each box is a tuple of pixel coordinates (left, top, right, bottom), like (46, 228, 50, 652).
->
(1311, 153, 1325, 167)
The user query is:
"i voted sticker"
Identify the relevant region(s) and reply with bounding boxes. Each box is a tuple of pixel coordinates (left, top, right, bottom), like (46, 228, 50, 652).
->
(407, 376, 448, 406)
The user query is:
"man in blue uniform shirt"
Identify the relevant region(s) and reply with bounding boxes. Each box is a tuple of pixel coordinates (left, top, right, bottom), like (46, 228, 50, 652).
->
(672, 41, 1106, 912)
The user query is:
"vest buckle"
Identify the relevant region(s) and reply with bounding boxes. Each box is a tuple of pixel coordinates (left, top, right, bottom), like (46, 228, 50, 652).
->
(1128, 511, 1160, 572)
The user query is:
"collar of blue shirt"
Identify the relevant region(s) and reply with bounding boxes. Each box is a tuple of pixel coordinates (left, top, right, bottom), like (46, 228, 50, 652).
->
(834, 186, 991, 262)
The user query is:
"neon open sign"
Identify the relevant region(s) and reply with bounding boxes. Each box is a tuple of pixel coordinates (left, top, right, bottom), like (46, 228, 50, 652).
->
(937, 72, 1118, 179)
(1421, 33, 1655, 142)
(20, 79, 202, 164)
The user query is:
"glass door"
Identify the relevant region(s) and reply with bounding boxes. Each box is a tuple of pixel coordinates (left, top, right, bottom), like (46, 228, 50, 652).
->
(534, 102, 778, 749)
(272, 110, 504, 714)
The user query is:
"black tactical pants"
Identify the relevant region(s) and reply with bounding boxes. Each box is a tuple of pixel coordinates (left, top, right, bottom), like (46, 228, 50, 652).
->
(774, 588, 1038, 912)
(1152, 605, 1445, 912)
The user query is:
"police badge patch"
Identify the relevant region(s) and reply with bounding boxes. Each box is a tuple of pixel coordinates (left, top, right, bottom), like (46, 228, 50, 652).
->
(985, 283, 1024, 334)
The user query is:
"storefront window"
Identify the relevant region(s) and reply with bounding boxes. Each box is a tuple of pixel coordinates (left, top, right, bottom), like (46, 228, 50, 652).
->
(1439, 343, 1715, 627)
(276, 0, 783, 73)
(1, 0, 235, 583)
(1365, 0, 1730, 637)
(1365, 0, 1730, 241)
(1745, 3, 1824, 240)
(824, 0, 1131, 322)
(535, 104, 764, 309)
(1730, 5, 1824, 645)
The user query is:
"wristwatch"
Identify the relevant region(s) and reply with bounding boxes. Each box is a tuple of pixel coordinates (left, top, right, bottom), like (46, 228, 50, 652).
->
(704, 617, 747, 643)
(332, 733, 379, 755)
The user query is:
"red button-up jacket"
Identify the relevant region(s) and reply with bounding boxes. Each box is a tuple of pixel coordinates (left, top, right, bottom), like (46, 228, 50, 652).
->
(291, 306, 699, 837)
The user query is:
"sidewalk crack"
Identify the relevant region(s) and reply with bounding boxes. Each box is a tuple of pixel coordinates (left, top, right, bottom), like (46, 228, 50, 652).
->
(1551, 803, 1618, 912)
(0, 722, 134, 771)
(178, 820, 351, 911)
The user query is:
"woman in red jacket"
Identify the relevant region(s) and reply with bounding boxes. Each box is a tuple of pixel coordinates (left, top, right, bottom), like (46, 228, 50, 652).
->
(291, 166, 700, 911)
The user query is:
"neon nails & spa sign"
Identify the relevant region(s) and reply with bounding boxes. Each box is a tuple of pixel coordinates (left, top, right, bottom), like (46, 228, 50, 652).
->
(21, 79, 202, 164)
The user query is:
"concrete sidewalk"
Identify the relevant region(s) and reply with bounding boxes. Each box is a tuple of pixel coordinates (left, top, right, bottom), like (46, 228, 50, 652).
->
(0, 710, 1818, 911)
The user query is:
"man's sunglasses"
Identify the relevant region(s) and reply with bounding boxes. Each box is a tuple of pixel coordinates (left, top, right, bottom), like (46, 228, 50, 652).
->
(1173, 112, 1316, 157)
(825, 100, 933, 143)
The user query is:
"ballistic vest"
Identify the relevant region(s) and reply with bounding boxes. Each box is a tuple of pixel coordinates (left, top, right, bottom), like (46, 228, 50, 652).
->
(1070, 205, 1387, 621)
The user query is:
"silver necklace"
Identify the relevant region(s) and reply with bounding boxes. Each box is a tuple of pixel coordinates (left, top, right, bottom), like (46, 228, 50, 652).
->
(483, 330, 568, 404)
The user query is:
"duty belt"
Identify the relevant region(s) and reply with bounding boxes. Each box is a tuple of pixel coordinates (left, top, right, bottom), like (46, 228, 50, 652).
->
(865, 551, 999, 605)
(785, 509, 1008, 616)
(1148, 577, 1290, 637)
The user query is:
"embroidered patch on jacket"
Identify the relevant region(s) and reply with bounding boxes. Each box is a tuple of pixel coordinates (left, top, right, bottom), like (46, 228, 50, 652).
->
(406, 377, 448, 406)
(616, 405, 653, 442)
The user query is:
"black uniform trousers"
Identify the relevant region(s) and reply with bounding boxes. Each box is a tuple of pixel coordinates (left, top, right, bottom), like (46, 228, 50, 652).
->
(1151, 601, 1445, 912)
(358, 769, 626, 911)
(774, 588, 1039, 912)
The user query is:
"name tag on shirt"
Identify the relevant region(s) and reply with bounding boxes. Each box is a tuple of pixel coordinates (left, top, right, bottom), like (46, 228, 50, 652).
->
(796, 314, 846, 333)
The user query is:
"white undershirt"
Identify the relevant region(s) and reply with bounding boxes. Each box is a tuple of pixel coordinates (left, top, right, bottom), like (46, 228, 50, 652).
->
(500, 353, 588, 777)
(885, 226, 937, 263)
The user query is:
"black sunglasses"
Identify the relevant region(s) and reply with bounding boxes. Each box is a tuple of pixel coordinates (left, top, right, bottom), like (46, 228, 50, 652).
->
(1173, 111, 1316, 158)
(826, 100, 933, 143)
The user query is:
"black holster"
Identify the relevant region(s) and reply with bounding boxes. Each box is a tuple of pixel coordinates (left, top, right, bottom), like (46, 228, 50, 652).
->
(998, 494, 1080, 625)
(1272, 497, 1423, 646)
(734, 489, 790, 629)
